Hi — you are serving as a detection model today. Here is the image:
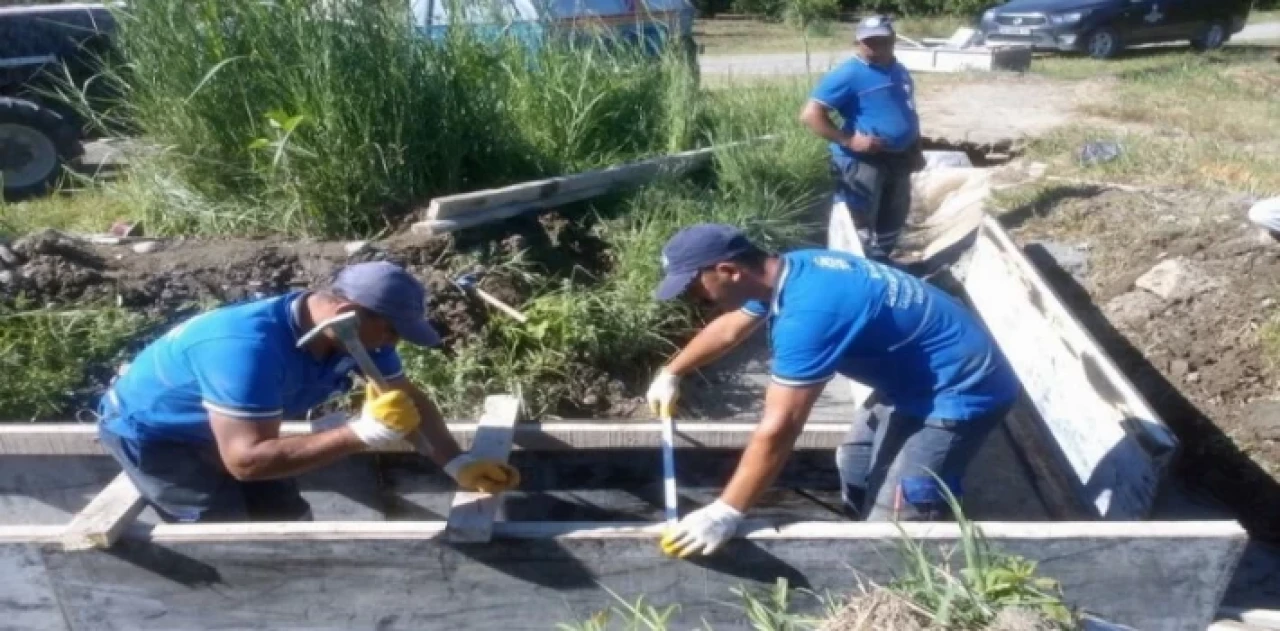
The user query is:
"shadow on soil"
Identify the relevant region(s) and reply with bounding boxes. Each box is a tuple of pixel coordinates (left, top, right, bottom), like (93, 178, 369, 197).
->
(1022, 243, 1280, 609)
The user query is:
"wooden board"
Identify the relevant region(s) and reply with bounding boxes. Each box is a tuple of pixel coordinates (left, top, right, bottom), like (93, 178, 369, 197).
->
(22, 520, 1245, 631)
(420, 141, 762, 222)
(59, 473, 144, 551)
(962, 217, 1179, 519)
(445, 395, 521, 543)
(0, 422, 852, 455)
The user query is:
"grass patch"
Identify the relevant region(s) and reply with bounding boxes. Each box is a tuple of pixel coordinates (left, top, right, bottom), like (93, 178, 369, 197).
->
(1021, 48, 1280, 195)
(0, 304, 152, 420)
(560, 491, 1078, 630)
(0, 186, 134, 239)
(1261, 313, 1280, 369)
(85, 0, 701, 239)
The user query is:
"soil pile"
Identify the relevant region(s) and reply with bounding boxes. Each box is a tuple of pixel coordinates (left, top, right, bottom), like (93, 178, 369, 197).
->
(1008, 186, 1280, 539)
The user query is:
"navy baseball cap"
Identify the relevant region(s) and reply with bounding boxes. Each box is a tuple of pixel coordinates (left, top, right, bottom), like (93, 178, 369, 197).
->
(855, 15, 895, 40)
(331, 261, 442, 347)
(654, 224, 755, 301)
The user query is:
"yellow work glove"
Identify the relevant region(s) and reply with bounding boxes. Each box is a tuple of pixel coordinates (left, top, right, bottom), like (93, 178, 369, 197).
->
(646, 369, 680, 419)
(659, 499, 743, 558)
(444, 453, 521, 493)
(348, 384, 421, 448)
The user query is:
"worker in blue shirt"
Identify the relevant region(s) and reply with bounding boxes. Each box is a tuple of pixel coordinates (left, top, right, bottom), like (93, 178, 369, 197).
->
(96, 261, 520, 523)
(647, 224, 1021, 558)
(799, 14, 925, 262)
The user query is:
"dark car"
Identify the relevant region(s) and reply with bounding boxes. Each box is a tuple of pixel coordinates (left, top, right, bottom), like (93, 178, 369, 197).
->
(976, 0, 1252, 59)
(1, 3, 117, 201)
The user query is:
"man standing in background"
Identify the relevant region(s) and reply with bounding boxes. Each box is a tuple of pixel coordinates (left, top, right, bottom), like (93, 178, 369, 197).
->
(799, 14, 925, 262)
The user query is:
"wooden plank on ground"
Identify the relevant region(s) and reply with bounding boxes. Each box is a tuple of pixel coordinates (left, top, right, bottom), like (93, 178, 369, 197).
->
(59, 472, 145, 551)
(409, 137, 773, 235)
(962, 215, 1179, 520)
(35, 520, 1246, 630)
(0, 421, 851, 455)
(445, 394, 522, 543)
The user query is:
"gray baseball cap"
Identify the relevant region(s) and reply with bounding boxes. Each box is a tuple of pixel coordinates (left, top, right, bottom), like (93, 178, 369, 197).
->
(331, 261, 442, 347)
(855, 15, 895, 40)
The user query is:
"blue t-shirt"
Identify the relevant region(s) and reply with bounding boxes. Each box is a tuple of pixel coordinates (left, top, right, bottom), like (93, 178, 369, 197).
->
(101, 291, 404, 445)
(742, 250, 1019, 420)
(810, 56, 920, 162)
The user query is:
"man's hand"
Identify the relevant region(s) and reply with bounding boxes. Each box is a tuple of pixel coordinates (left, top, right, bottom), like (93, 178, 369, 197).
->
(659, 500, 744, 558)
(846, 132, 883, 154)
(348, 383, 421, 448)
(647, 369, 681, 418)
(444, 454, 521, 493)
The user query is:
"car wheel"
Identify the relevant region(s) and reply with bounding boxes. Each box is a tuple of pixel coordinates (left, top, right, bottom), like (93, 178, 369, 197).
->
(1084, 27, 1123, 59)
(0, 97, 83, 201)
(1191, 21, 1227, 52)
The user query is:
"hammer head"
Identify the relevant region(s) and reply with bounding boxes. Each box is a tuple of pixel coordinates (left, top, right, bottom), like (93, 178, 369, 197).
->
(296, 311, 361, 348)
(452, 272, 481, 291)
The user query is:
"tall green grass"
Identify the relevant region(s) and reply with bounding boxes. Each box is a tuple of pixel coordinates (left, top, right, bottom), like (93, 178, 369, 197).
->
(95, 0, 701, 238)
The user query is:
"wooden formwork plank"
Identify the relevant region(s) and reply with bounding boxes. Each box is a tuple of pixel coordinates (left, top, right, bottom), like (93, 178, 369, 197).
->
(963, 216, 1179, 519)
(59, 472, 145, 551)
(0, 422, 852, 455)
(31, 519, 1244, 631)
(445, 395, 522, 543)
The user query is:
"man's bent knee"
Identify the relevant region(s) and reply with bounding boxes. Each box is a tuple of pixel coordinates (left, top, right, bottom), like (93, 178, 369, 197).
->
(868, 474, 963, 521)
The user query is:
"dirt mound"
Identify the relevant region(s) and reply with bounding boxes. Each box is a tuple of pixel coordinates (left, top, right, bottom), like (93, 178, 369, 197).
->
(0, 209, 610, 365)
(1007, 186, 1280, 539)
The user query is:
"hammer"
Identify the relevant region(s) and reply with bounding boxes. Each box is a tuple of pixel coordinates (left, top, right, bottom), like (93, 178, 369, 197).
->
(452, 272, 528, 324)
(298, 311, 435, 457)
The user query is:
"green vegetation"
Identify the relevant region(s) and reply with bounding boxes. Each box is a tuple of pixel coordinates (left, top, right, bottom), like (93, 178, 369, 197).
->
(0, 305, 151, 419)
(85, 0, 700, 238)
(1025, 48, 1280, 194)
(561, 491, 1078, 629)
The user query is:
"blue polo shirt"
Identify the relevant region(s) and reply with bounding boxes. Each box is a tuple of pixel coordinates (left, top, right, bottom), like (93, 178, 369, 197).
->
(742, 250, 1019, 420)
(810, 56, 920, 163)
(101, 291, 404, 445)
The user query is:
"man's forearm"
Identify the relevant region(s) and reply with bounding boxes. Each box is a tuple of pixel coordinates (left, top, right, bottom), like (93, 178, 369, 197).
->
(409, 389, 464, 468)
(800, 105, 851, 146)
(231, 427, 365, 480)
(666, 313, 762, 376)
(719, 429, 798, 512)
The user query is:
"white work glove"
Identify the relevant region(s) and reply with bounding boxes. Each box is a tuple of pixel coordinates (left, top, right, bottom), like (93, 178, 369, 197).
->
(659, 499, 744, 558)
(647, 369, 681, 419)
(348, 384, 421, 448)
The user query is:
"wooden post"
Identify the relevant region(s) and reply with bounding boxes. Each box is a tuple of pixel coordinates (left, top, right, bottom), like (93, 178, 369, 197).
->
(444, 394, 522, 543)
(60, 472, 145, 551)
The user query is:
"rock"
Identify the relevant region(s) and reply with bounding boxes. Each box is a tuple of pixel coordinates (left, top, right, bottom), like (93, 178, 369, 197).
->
(1134, 257, 1223, 301)
(1104, 291, 1163, 328)
(1078, 141, 1123, 166)
(1169, 359, 1190, 380)
(130, 241, 160, 254)
(0, 243, 19, 267)
(0, 270, 13, 285)
(344, 241, 370, 256)
(1025, 240, 1090, 279)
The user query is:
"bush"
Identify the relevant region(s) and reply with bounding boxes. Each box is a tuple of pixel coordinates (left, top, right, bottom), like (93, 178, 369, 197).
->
(96, 0, 700, 238)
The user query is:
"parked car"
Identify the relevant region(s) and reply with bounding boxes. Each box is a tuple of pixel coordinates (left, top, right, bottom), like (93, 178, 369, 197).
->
(975, 0, 1252, 59)
(0, 3, 117, 201)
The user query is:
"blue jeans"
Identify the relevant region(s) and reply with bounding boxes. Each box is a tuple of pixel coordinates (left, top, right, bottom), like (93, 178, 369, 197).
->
(97, 414, 312, 523)
(831, 153, 913, 261)
(835, 399, 1009, 521)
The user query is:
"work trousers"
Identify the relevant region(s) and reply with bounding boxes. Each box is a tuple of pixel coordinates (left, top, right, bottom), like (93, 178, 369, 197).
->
(832, 153, 914, 261)
(834, 397, 1009, 521)
(97, 406, 313, 524)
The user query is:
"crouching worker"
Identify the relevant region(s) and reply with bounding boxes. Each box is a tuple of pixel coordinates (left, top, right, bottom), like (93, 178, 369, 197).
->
(647, 224, 1021, 557)
(96, 261, 520, 523)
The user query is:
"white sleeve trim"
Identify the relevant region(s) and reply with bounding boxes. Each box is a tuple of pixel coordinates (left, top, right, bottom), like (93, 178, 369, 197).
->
(810, 97, 836, 110)
(380, 371, 406, 382)
(202, 401, 283, 420)
(771, 374, 836, 387)
(738, 306, 767, 318)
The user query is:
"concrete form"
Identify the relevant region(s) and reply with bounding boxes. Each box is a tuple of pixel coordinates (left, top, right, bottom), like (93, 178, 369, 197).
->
(0, 190, 1249, 628)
